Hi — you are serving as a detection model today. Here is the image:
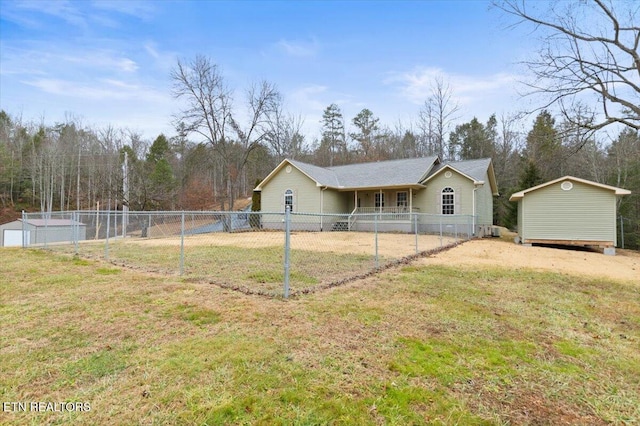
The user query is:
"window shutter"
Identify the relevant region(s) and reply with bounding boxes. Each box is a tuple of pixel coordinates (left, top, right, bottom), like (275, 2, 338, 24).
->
(455, 187, 461, 214)
(436, 190, 441, 215)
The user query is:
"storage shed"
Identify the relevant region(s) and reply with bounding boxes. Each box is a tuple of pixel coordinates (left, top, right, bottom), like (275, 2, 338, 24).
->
(0, 219, 87, 247)
(509, 176, 631, 255)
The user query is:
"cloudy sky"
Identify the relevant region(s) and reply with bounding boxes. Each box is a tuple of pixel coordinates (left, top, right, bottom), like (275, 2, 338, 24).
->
(0, 0, 541, 141)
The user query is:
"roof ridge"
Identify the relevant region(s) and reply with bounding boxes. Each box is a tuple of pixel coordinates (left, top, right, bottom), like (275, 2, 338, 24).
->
(327, 156, 437, 170)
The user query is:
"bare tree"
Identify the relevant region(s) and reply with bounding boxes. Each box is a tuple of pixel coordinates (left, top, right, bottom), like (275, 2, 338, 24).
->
(418, 76, 460, 159)
(263, 96, 306, 162)
(172, 55, 279, 210)
(496, 0, 640, 131)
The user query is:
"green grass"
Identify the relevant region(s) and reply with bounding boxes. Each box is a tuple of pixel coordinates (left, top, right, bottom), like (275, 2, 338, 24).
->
(58, 241, 377, 295)
(0, 248, 638, 425)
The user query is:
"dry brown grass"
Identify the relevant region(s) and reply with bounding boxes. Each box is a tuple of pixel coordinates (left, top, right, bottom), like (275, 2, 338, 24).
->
(1, 238, 639, 425)
(131, 230, 454, 258)
(421, 237, 640, 282)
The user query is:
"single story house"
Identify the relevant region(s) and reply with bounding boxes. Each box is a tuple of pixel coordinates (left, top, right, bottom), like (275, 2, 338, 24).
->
(254, 156, 499, 235)
(509, 176, 631, 255)
(0, 218, 87, 247)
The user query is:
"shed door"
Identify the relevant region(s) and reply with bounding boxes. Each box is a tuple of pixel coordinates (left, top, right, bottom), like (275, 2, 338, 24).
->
(3, 230, 29, 247)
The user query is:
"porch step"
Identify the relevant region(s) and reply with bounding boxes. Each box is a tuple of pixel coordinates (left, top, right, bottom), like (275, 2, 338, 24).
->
(332, 221, 349, 231)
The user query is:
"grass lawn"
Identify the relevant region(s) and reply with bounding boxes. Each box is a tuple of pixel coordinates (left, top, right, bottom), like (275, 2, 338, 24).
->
(1, 247, 639, 425)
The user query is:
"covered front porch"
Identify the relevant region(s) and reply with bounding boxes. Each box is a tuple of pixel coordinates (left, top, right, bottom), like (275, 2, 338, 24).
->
(341, 187, 422, 231)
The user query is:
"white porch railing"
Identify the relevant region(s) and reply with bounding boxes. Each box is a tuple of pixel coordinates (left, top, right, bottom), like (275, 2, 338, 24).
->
(353, 207, 419, 221)
(348, 206, 358, 230)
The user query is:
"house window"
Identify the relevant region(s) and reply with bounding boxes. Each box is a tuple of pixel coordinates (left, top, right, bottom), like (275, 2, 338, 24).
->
(442, 187, 454, 215)
(374, 192, 385, 209)
(397, 191, 408, 208)
(284, 189, 294, 212)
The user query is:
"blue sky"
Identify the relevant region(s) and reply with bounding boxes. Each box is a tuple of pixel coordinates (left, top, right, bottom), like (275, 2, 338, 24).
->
(0, 0, 539, 141)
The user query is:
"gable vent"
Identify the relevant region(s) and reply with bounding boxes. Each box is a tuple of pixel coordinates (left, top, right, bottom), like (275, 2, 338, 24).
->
(561, 181, 573, 191)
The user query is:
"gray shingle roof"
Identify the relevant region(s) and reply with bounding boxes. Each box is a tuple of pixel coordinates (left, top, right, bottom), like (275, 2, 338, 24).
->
(288, 160, 341, 187)
(22, 219, 85, 227)
(290, 156, 439, 189)
(425, 158, 492, 182)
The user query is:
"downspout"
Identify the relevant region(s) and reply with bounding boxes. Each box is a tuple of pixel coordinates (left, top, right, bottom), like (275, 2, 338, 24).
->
(473, 182, 485, 236)
(472, 186, 477, 236)
(320, 186, 327, 231)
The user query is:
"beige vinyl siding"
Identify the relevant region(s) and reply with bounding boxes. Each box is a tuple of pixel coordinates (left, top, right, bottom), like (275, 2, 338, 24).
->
(352, 190, 394, 210)
(417, 171, 473, 215)
(521, 181, 616, 243)
(321, 189, 349, 214)
(476, 170, 494, 226)
(517, 200, 523, 236)
(260, 166, 321, 213)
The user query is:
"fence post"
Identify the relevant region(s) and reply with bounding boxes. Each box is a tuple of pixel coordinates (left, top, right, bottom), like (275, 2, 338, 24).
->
(454, 221, 458, 240)
(283, 206, 291, 298)
(74, 211, 79, 255)
(21, 210, 26, 248)
(180, 211, 185, 276)
(105, 210, 110, 261)
(414, 212, 418, 254)
(43, 213, 48, 249)
(374, 213, 379, 268)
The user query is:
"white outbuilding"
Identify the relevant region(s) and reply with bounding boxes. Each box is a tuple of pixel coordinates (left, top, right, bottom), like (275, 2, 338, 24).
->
(0, 218, 86, 247)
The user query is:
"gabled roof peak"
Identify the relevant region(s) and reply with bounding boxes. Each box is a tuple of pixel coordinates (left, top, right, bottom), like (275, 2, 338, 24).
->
(509, 176, 632, 201)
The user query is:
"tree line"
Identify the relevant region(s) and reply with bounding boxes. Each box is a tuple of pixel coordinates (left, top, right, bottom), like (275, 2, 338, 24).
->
(0, 0, 637, 247)
(1, 104, 638, 247)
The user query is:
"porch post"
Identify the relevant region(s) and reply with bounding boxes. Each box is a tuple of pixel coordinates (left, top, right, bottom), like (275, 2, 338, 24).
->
(379, 189, 382, 214)
(354, 190, 358, 212)
(409, 188, 413, 212)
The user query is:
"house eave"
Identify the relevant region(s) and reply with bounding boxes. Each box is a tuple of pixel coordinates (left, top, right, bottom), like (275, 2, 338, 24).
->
(336, 184, 426, 192)
(254, 159, 323, 191)
(423, 161, 500, 196)
(509, 176, 632, 201)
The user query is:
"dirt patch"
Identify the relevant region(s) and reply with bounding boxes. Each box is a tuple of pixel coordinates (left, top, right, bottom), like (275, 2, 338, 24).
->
(420, 237, 640, 283)
(125, 231, 460, 258)
(0, 207, 21, 225)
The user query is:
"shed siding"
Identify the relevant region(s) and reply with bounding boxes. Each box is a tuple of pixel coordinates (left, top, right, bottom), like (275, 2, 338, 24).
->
(0, 221, 23, 246)
(517, 200, 523, 236)
(521, 181, 616, 243)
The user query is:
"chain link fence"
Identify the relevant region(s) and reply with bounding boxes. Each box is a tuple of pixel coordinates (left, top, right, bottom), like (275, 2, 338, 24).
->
(17, 210, 475, 297)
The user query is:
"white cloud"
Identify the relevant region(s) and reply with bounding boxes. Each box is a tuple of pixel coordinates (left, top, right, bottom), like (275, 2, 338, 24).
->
(144, 42, 160, 60)
(275, 38, 320, 58)
(14, 0, 88, 28)
(386, 67, 519, 107)
(62, 51, 138, 73)
(289, 84, 328, 112)
(23, 78, 166, 102)
(91, 0, 156, 19)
